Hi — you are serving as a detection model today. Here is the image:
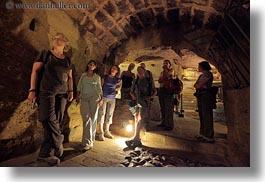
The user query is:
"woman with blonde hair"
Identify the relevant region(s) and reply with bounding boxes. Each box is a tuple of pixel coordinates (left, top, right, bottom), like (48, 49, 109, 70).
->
(125, 66, 156, 148)
(27, 33, 73, 163)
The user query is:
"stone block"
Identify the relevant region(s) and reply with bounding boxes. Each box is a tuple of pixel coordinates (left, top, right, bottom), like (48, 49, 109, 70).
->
(167, 0, 177, 7)
(104, 1, 116, 17)
(151, 0, 162, 6)
(116, 1, 132, 15)
(95, 11, 108, 23)
(211, 0, 227, 12)
(137, 9, 155, 27)
(192, 9, 205, 27)
(129, 16, 143, 33)
(110, 26, 122, 37)
(129, 0, 145, 10)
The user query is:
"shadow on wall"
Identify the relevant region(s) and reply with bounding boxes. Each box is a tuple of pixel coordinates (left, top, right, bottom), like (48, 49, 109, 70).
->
(0, 2, 72, 161)
(0, 5, 44, 161)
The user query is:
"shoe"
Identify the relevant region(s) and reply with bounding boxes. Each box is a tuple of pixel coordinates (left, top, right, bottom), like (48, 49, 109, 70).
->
(82, 145, 93, 152)
(37, 156, 60, 166)
(130, 140, 142, 148)
(195, 134, 203, 140)
(125, 139, 134, 148)
(96, 133, 105, 141)
(104, 131, 114, 139)
(125, 139, 142, 149)
(54, 144, 64, 158)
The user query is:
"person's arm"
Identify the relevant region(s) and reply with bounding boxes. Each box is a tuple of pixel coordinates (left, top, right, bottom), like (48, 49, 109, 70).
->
(96, 75, 104, 106)
(121, 71, 124, 78)
(68, 69, 73, 102)
(101, 77, 105, 87)
(158, 71, 166, 83)
(132, 73, 136, 80)
(27, 62, 44, 103)
(194, 77, 210, 89)
(76, 73, 84, 104)
(149, 71, 154, 81)
(130, 80, 137, 100)
(150, 78, 157, 97)
(116, 79, 122, 88)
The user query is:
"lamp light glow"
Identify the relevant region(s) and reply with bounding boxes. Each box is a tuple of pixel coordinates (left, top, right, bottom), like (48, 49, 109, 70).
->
(125, 124, 133, 133)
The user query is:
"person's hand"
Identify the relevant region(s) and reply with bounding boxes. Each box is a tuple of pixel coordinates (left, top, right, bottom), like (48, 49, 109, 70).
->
(152, 90, 157, 97)
(68, 92, 73, 102)
(98, 99, 104, 107)
(28, 92, 36, 104)
(76, 96, 80, 105)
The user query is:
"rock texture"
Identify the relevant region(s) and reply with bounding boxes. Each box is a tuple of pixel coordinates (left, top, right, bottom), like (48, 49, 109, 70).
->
(119, 147, 223, 167)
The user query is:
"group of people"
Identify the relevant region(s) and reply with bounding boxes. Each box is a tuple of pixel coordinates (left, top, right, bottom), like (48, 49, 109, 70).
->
(27, 32, 215, 163)
(76, 60, 121, 151)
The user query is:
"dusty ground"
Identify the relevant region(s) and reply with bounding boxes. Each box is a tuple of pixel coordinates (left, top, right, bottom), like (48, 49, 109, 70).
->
(0, 109, 229, 167)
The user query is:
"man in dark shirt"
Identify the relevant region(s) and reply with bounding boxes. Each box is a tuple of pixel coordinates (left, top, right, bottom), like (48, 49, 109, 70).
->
(125, 66, 156, 148)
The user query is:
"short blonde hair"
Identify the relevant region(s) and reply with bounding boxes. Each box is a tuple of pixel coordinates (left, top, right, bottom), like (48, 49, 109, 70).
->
(53, 32, 69, 42)
(52, 32, 70, 52)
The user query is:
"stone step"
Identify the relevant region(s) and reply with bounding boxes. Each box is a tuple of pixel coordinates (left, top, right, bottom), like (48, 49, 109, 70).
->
(141, 131, 228, 158)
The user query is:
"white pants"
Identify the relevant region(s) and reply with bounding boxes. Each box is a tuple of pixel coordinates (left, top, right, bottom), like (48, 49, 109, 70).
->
(97, 97, 116, 125)
(80, 96, 99, 147)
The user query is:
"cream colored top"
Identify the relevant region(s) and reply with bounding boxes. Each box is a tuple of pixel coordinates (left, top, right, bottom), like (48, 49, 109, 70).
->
(77, 73, 103, 99)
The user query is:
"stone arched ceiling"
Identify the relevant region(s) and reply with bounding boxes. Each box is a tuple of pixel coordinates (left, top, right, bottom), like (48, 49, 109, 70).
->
(1, 0, 225, 73)
(73, 0, 224, 48)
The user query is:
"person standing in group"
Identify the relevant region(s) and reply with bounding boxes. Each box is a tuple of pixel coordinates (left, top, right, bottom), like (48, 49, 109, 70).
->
(125, 66, 156, 148)
(194, 61, 215, 143)
(140, 62, 153, 80)
(96, 65, 121, 141)
(27, 33, 73, 163)
(157, 60, 175, 131)
(76, 60, 103, 151)
(121, 63, 135, 101)
(140, 62, 154, 128)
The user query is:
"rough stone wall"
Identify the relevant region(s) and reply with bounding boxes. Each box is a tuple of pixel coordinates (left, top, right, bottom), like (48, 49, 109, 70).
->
(223, 87, 250, 166)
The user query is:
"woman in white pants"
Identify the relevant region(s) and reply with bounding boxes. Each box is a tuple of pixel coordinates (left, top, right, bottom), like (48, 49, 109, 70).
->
(76, 60, 103, 151)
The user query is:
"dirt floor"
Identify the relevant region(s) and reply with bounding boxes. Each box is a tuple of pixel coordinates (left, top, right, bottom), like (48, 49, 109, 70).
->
(0, 108, 229, 167)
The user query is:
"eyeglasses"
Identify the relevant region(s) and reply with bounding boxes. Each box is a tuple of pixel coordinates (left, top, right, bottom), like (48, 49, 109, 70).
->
(52, 37, 66, 42)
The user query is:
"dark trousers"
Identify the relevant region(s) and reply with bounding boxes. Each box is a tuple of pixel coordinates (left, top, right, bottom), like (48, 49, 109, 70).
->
(38, 91, 67, 158)
(158, 88, 174, 128)
(197, 92, 214, 139)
